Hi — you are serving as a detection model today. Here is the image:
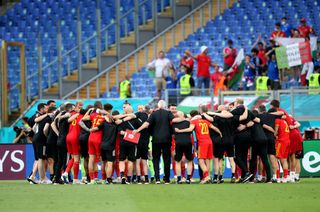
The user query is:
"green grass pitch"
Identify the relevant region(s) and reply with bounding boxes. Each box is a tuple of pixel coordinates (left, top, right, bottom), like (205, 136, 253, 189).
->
(1, 179, 320, 212)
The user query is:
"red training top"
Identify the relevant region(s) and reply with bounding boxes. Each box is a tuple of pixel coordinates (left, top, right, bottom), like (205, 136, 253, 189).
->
(196, 54, 211, 78)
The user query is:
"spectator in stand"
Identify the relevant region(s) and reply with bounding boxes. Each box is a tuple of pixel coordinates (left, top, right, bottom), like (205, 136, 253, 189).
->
(292, 29, 301, 38)
(301, 36, 315, 86)
(280, 17, 293, 37)
(210, 64, 226, 96)
(298, 18, 316, 38)
(266, 54, 280, 90)
(252, 35, 267, 68)
(314, 52, 320, 68)
(179, 50, 194, 75)
(186, 46, 215, 90)
(265, 38, 279, 58)
(241, 55, 256, 90)
(251, 48, 261, 76)
(147, 51, 175, 99)
(223, 40, 237, 71)
(271, 22, 286, 40)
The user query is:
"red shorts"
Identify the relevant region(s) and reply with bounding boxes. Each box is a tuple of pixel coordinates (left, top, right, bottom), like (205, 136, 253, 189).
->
(88, 138, 101, 158)
(198, 142, 213, 159)
(289, 130, 303, 154)
(66, 134, 80, 155)
(276, 139, 290, 159)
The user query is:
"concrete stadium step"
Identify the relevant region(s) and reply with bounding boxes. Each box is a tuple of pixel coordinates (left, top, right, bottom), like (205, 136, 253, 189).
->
(43, 0, 235, 100)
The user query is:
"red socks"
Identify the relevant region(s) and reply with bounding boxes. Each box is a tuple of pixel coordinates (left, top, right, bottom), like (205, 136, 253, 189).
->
(102, 171, 106, 180)
(203, 171, 209, 178)
(73, 161, 79, 180)
(94, 171, 98, 179)
(276, 169, 280, 179)
(283, 169, 288, 178)
(115, 161, 120, 177)
(89, 172, 95, 181)
(172, 161, 177, 176)
(65, 158, 74, 173)
(181, 163, 186, 178)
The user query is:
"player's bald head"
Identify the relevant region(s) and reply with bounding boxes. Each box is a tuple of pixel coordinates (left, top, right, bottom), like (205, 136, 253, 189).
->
(235, 98, 244, 106)
(217, 105, 226, 112)
(177, 111, 184, 118)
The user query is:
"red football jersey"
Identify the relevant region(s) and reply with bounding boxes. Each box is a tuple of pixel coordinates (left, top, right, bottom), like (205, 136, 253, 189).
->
(271, 31, 286, 38)
(277, 108, 292, 129)
(275, 119, 290, 141)
(67, 111, 83, 139)
(191, 118, 212, 144)
(89, 112, 104, 141)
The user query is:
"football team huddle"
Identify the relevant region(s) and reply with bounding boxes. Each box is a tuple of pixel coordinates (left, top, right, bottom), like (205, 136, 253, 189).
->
(26, 98, 303, 185)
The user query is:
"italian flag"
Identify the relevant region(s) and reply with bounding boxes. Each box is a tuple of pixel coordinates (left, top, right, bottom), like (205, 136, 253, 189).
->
(227, 48, 245, 88)
(275, 37, 318, 57)
(275, 41, 313, 69)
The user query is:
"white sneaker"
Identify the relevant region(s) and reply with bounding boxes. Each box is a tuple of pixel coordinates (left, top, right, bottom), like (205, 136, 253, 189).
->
(173, 176, 177, 182)
(73, 179, 84, 185)
(116, 177, 121, 183)
(81, 177, 88, 184)
(281, 178, 287, 183)
(181, 177, 186, 183)
(61, 172, 69, 184)
(289, 176, 295, 183)
(40, 179, 52, 184)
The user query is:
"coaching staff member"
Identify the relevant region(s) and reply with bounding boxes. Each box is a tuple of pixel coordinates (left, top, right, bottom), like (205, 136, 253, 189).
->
(133, 100, 174, 184)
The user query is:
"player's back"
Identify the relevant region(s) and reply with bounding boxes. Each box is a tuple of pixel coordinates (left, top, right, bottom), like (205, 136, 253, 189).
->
(68, 111, 83, 138)
(89, 112, 104, 137)
(191, 118, 212, 144)
(276, 119, 290, 141)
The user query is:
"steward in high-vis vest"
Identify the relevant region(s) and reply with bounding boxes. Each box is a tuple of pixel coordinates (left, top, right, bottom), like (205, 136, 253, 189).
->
(179, 73, 194, 96)
(308, 68, 320, 95)
(256, 76, 269, 91)
(119, 75, 132, 99)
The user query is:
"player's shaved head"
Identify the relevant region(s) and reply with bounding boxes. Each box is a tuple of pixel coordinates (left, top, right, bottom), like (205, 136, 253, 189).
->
(217, 105, 226, 112)
(177, 111, 184, 118)
(93, 101, 103, 109)
(199, 104, 208, 113)
(137, 105, 144, 112)
(235, 98, 244, 105)
(158, 100, 167, 109)
(125, 105, 133, 114)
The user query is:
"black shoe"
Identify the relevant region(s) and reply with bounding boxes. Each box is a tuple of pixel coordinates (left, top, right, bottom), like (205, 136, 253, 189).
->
(219, 178, 225, 184)
(121, 177, 127, 184)
(242, 173, 253, 183)
(27, 177, 38, 184)
(230, 177, 236, 183)
(212, 178, 218, 184)
(271, 178, 278, 183)
(177, 180, 182, 184)
(53, 179, 64, 185)
(186, 179, 191, 184)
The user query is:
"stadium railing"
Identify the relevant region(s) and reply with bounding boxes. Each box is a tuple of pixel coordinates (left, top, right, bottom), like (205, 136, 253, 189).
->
(25, 0, 154, 100)
(61, 0, 228, 99)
